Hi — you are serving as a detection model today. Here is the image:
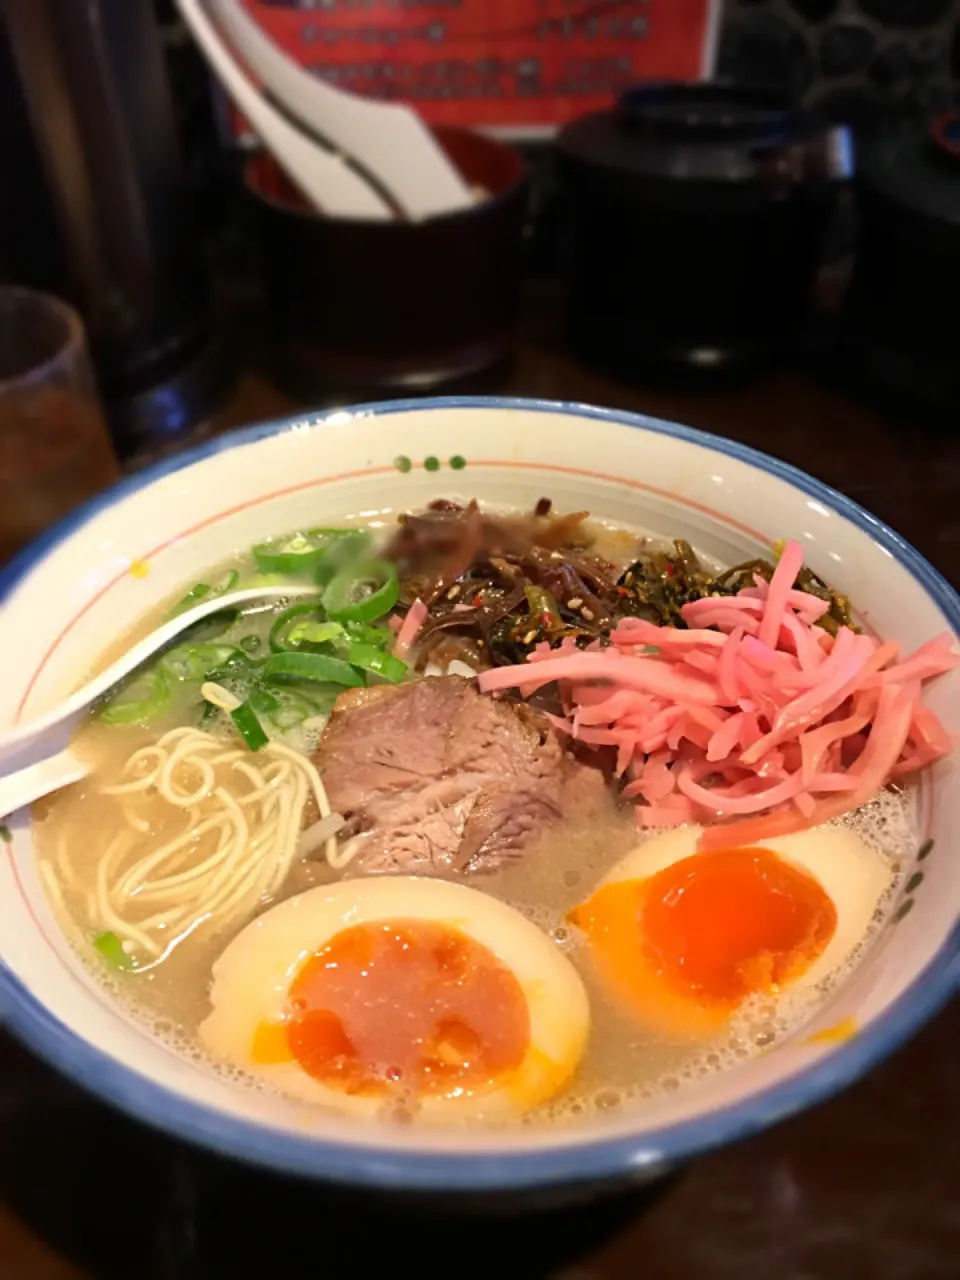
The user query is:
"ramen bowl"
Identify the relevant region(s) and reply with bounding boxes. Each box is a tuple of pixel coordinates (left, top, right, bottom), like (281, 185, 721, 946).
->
(0, 396, 957, 1198)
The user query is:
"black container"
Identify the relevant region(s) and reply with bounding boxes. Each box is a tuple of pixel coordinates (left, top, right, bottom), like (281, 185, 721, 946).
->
(2, 0, 232, 459)
(835, 112, 960, 420)
(246, 128, 527, 396)
(557, 82, 852, 384)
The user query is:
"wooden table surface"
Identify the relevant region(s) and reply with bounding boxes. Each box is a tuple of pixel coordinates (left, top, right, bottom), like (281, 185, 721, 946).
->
(1, 331, 958, 1279)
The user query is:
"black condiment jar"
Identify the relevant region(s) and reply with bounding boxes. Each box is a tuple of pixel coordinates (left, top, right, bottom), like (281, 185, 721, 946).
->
(834, 112, 960, 422)
(556, 82, 852, 384)
(246, 129, 527, 398)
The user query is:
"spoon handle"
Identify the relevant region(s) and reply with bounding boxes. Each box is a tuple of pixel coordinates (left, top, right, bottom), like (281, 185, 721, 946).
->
(0, 749, 88, 820)
(175, 0, 392, 219)
(0, 584, 317, 758)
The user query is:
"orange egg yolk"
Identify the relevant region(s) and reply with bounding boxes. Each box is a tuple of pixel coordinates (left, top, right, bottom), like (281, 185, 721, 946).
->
(571, 847, 837, 1037)
(254, 920, 530, 1098)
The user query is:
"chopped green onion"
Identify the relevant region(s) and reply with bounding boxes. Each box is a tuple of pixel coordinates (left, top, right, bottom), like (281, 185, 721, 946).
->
(170, 569, 239, 616)
(323, 559, 399, 623)
(286, 620, 345, 648)
(230, 701, 269, 751)
(348, 642, 407, 683)
(240, 635, 262, 654)
(263, 651, 363, 687)
(313, 529, 373, 586)
(177, 609, 240, 643)
(94, 931, 135, 970)
(344, 620, 392, 648)
(253, 531, 352, 577)
(248, 685, 280, 716)
(269, 600, 326, 653)
(160, 644, 246, 682)
(100, 669, 170, 725)
(174, 582, 211, 610)
(199, 700, 219, 727)
(267, 692, 318, 730)
(268, 681, 338, 711)
(204, 658, 264, 682)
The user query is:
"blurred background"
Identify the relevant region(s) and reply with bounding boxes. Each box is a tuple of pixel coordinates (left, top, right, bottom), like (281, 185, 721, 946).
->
(2, 0, 959, 478)
(0, 2, 958, 1276)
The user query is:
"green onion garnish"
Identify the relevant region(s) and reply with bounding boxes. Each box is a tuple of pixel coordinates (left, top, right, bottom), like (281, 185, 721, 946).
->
(175, 582, 211, 610)
(160, 643, 246, 682)
(268, 600, 326, 653)
(170, 569, 238, 616)
(252, 530, 356, 577)
(323, 559, 399, 623)
(93, 931, 135, 970)
(262, 651, 363, 687)
(347, 642, 407, 683)
(176, 610, 240, 645)
(99, 669, 170, 725)
(344, 620, 392, 647)
(312, 529, 373, 586)
(248, 685, 280, 716)
(286, 620, 345, 648)
(230, 701, 268, 751)
(268, 692, 319, 730)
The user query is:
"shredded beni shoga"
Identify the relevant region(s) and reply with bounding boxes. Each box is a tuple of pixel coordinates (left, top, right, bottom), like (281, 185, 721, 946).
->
(472, 540, 958, 851)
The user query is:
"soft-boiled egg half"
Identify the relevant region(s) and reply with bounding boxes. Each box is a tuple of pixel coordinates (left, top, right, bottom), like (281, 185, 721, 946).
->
(201, 877, 590, 1122)
(569, 825, 893, 1040)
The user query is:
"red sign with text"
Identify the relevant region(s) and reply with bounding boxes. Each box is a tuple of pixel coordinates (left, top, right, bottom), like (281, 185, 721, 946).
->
(241, 0, 717, 132)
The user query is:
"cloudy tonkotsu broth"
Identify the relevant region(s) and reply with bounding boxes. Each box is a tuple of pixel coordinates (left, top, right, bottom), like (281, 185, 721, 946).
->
(32, 504, 929, 1127)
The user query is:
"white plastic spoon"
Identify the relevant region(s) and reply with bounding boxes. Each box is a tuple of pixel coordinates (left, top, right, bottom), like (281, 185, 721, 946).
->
(210, 0, 475, 221)
(175, 0, 393, 220)
(0, 749, 89, 819)
(0, 584, 319, 782)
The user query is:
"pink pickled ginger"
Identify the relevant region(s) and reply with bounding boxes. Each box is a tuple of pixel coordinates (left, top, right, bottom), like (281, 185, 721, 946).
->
(476, 540, 958, 849)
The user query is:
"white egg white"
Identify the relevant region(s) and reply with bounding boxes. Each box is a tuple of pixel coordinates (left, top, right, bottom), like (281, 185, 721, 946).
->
(597, 823, 894, 991)
(200, 876, 590, 1122)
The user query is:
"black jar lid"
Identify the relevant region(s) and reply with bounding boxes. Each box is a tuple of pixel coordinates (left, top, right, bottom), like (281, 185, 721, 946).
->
(558, 81, 851, 189)
(859, 111, 960, 229)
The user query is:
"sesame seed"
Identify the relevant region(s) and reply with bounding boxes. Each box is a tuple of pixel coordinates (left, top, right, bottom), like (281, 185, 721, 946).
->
(567, 597, 583, 610)
(580, 607, 595, 621)
(523, 629, 538, 645)
(551, 551, 563, 560)
(447, 584, 461, 600)
(624, 571, 634, 586)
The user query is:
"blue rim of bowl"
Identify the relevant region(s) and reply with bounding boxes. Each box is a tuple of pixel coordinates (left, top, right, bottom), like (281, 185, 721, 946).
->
(0, 395, 958, 1191)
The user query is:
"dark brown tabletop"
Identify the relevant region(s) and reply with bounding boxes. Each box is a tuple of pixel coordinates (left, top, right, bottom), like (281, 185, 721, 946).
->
(2, 330, 958, 1279)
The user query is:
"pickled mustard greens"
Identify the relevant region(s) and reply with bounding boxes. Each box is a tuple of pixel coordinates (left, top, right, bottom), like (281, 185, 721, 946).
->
(386, 502, 858, 673)
(617, 541, 857, 636)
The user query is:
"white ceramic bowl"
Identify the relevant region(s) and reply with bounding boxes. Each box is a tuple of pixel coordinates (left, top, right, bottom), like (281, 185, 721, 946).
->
(0, 397, 957, 1194)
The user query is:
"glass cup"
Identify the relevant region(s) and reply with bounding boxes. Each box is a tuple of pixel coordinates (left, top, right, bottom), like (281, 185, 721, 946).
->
(0, 287, 119, 564)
